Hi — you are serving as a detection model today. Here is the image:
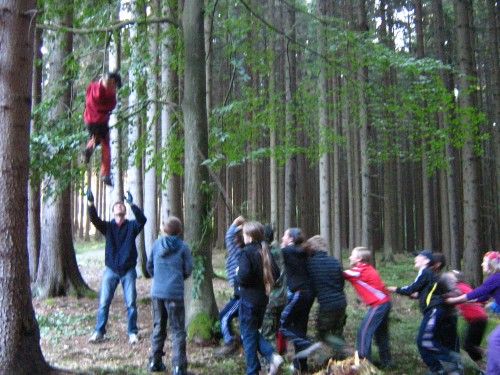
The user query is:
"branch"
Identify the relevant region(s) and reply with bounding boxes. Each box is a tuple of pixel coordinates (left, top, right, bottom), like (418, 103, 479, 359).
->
(37, 16, 179, 34)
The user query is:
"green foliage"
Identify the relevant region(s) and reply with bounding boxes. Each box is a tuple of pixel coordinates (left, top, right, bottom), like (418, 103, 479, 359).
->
(36, 311, 93, 344)
(187, 312, 218, 342)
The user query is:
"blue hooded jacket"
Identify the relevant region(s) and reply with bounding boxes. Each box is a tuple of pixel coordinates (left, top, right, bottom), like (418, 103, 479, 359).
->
(147, 235, 193, 301)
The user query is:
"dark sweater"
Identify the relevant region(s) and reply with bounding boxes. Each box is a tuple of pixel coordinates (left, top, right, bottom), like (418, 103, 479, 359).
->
(89, 204, 146, 276)
(237, 242, 279, 307)
(396, 267, 438, 313)
(306, 250, 346, 311)
(282, 245, 311, 292)
(147, 235, 193, 301)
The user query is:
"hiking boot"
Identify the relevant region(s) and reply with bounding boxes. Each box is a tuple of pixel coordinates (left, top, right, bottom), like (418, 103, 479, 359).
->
(268, 353, 284, 375)
(102, 175, 113, 187)
(129, 333, 139, 345)
(214, 340, 239, 357)
(149, 359, 166, 373)
(88, 331, 104, 343)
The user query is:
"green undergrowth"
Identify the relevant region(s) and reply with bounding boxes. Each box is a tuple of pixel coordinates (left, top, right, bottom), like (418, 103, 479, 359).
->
(37, 310, 94, 344)
(74, 239, 105, 254)
(187, 312, 218, 343)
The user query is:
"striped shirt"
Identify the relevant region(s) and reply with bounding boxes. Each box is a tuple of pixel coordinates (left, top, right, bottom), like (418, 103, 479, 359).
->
(344, 262, 390, 306)
(225, 224, 242, 288)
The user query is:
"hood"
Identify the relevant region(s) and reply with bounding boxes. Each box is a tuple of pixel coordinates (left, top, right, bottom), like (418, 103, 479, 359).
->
(158, 236, 183, 257)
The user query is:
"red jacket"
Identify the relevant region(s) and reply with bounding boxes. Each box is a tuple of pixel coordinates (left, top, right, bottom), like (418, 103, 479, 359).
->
(344, 262, 391, 307)
(83, 81, 117, 125)
(456, 282, 488, 322)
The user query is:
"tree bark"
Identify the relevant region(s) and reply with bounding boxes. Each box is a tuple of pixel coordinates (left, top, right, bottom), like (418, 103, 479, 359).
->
(0, 1, 51, 372)
(454, 0, 483, 285)
(182, 0, 219, 332)
(35, 0, 91, 299)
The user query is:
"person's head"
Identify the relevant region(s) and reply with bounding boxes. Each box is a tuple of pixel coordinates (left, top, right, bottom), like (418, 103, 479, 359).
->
(437, 272, 457, 294)
(281, 227, 304, 248)
(304, 235, 328, 256)
(414, 250, 434, 270)
(263, 224, 274, 244)
(104, 72, 122, 91)
(112, 201, 126, 224)
(349, 246, 371, 266)
(242, 221, 265, 245)
(432, 252, 446, 273)
(450, 269, 464, 283)
(163, 216, 182, 236)
(482, 251, 500, 275)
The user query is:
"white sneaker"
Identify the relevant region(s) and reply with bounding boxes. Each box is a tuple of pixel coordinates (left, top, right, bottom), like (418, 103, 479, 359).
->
(88, 331, 104, 343)
(293, 341, 325, 359)
(128, 333, 139, 345)
(268, 353, 284, 375)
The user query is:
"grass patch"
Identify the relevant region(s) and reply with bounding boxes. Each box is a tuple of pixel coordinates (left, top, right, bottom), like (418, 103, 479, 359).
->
(74, 239, 105, 254)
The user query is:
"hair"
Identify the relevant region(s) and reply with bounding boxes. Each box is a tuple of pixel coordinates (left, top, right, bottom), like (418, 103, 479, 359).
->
(243, 221, 274, 296)
(107, 72, 122, 88)
(451, 269, 465, 283)
(483, 251, 500, 274)
(288, 227, 305, 245)
(437, 272, 457, 295)
(163, 216, 182, 236)
(432, 252, 446, 272)
(304, 235, 328, 256)
(263, 224, 274, 244)
(352, 246, 372, 263)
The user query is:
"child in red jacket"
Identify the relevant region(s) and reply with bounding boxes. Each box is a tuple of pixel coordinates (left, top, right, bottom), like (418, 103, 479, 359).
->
(343, 247, 392, 368)
(449, 270, 488, 362)
(83, 72, 121, 186)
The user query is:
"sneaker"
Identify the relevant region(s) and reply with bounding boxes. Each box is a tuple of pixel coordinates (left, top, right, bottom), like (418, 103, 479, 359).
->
(214, 340, 239, 357)
(293, 341, 325, 360)
(129, 333, 139, 345)
(88, 331, 104, 343)
(102, 175, 113, 187)
(149, 359, 166, 372)
(172, 366, 187, 375)
(268, 353, 284, 375)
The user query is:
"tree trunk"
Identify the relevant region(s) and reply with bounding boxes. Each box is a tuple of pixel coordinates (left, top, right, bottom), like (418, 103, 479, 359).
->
(284, 5, 297, 229)
(35, 0, 91, 299)
(128, 0, 147, 277)
(144, 0, 160, 260)
(28, 26, 43, 282)
(182, 0, 219, 333)
(0, 1, 51, 371)
(454, 0, 483, 285)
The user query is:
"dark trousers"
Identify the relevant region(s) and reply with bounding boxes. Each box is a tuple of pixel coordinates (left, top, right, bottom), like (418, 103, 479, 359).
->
(239, 299, 274, 375)
(357, 301, 392, 366)
(316, 306, 347, 341)
(151, 298, 187, 370)
(219, 296, 240, 344)
(261, 304, 285, 350)
(417, 307, 461, 373)
(279, 289, 314, 371)
(464, 319, 487, 361)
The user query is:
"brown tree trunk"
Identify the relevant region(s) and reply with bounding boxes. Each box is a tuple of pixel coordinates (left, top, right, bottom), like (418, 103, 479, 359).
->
(34, 0, 91, 299)
(454, 0, 483, 284)
(0, 1, 51, 371)
(182, 0, 219, 332)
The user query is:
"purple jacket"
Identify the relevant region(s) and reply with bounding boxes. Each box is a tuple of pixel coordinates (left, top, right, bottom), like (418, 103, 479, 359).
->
(466, 273, 500, 305)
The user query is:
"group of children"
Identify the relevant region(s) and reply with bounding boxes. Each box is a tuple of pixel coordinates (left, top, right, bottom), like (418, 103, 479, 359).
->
(213, 217, 500, 375)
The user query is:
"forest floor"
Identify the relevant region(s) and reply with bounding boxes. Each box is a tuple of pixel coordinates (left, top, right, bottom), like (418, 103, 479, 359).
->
(33, 242, 494, 375)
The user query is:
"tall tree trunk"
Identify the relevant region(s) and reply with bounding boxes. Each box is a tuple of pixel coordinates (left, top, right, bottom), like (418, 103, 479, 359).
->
(0, 1, 51, 371)
(35, 0, 91, 298)
(144, 0, 160, 261)
(317, 0, 331, 249)
(161, 0, 183, 223)
(356, 0, 372, 249)
(28, 26, 43, 282)
(284, 5, 297, 229)
(128, 0, 147, 276)
(182, 0, 218, 332)
(454, 0, 483, 285)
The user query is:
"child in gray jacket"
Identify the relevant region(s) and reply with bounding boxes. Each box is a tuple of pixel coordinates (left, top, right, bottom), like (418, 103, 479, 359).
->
(147, 217, 193, 375)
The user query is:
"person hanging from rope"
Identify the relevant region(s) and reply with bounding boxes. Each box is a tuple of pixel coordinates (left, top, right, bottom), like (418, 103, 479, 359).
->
(83, 72, 122, 187)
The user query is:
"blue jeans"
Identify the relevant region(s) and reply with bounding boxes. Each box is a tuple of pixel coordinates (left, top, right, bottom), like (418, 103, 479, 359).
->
(94, 267, 138, 335)
(219, 296, 240, 344)
(239, 299, 274, 375)
(151, 298, 187, 370)
(357, 301, 392, 366)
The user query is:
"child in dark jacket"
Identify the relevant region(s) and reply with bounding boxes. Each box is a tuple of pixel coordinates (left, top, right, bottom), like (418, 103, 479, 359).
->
(238, 221, 283, 375)
(343, 246, 392, 368)
(146, 217, 193, 375)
